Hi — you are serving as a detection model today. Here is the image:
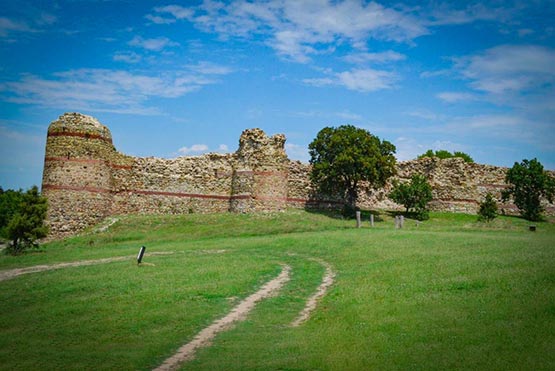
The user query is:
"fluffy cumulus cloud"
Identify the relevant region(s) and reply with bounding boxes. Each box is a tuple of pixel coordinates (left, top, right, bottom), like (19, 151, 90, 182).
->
(0, 63, 234, 115)
(148, 0, 427, 63)
(304, 68, 398, 92)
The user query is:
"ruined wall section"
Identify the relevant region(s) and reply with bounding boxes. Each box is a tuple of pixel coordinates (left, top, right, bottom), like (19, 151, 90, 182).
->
(110, 154, 235, 215)
(230, 129, 288, 213)
(356, 157, 514, 214)
(285, 157, 555, 216)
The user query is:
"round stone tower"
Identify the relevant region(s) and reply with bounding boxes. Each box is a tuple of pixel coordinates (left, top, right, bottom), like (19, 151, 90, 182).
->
(230, 128, 288, 213)
(42, 112, 116, 236)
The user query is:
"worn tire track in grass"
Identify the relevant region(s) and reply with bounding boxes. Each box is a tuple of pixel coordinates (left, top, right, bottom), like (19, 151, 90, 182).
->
(154, 264, 291, 371)
(291, 257, 335, 327)
(0, 251, 174, 282)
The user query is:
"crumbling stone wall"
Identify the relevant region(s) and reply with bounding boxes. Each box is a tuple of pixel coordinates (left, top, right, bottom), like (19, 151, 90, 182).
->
(42, 113, 290, 237)
(42, 112, 552, 238)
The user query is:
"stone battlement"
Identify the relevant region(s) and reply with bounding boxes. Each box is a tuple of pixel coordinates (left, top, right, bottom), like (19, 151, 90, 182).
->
(41, 113, 553, 238)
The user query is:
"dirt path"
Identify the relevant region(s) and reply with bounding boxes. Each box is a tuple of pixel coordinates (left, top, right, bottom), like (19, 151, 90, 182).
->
(0, 251, 174, 282)
(154, 264, 291, 371)
(290, 258, 335, 327)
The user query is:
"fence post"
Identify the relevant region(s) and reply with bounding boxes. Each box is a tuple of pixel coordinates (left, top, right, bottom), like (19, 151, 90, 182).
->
(370, 214, 374, 227)
(356, 211, 361, 228)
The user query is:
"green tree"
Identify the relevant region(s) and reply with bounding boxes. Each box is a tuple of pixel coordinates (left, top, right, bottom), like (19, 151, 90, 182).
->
(502, 158, 555, 221)
(309, 125, 396, 214)
(478, 193, 498, 222)
(389, 174, 433, 220)
(0, 186, 24, 239)
(418, 149, 474, 163)
(5, 186, 49, 255)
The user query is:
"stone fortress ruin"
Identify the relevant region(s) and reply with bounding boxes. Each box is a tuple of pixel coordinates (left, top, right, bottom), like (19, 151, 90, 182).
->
(42, 113, 553, 237)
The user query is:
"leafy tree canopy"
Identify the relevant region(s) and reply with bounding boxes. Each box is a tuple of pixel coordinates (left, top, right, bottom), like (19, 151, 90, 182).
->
(502, 158, 555, 221)
(1, 186, 49, 255)
(0, 186, 24, 238)
(389, 173, 433, 220)
(309, 125, 396, 211)
(418, 149, 474, 163)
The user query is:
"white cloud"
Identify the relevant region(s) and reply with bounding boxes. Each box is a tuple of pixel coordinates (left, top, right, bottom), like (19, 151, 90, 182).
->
(0, 12, 56, 38)
(455, 45, 555, 94)
(393, 137, 427, 161)
(285, 143, 309, 162)
(113, 51, 142, 63)
(338, 69, 397, 92)
(128, 36, 179, 51)
(437, 92, 477, 103)
(0, 17, 34, 37)
(145, 14, 176, 25)
(146, 5, 194, 24)
(187, 61, 234, 75)
(305, 67, 397, 92)
(176, 143, 230, 155)
(152, 1, 426, 63)
(426, 2, 509, 26)
(0, 64, 234, 115)
(344, 51, 406, 64)
(178, 144, 209, 155)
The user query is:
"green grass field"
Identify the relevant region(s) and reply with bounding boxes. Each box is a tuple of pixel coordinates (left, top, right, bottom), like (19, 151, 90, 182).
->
(1, 210, 554, 370)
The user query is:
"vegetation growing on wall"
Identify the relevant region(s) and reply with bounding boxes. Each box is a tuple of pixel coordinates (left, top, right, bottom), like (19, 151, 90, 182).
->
(418, 149, 474, 163)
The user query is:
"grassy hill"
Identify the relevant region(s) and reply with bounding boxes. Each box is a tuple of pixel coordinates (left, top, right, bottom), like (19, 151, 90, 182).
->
(1, 210, 554, 370)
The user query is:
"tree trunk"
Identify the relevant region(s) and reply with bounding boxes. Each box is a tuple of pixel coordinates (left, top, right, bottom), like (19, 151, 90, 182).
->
(346, 186, 358, 210)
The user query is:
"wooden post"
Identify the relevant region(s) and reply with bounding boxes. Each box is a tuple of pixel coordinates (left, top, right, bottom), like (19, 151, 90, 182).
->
(137, 246, 146, 264)
(356, 211, 361, 228)
(370, 214, 374, 227)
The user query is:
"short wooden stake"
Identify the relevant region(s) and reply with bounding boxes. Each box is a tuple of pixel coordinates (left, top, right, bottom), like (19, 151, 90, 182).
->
(370, 214, 374, 227)
(356, 211, 361, 228)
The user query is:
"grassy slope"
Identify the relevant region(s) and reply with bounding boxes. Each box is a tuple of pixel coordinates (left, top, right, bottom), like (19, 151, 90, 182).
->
(0, 211, 554, 370)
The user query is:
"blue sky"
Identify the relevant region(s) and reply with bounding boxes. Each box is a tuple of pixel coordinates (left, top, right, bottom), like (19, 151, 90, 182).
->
(1, 0, 554, 190)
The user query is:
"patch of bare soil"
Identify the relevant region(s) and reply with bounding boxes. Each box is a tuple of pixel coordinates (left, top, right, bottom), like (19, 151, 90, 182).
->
(154, 264, 291, 371)
(0, 251, 174, 282)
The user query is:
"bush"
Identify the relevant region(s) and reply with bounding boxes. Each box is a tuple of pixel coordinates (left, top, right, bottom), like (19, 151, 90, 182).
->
(4, 186, 49, 255)
(502, 158, 555, 221)
(478, 193, 498, 222)
(389, 174, 433, 220)
(418, 149, 474, 163)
